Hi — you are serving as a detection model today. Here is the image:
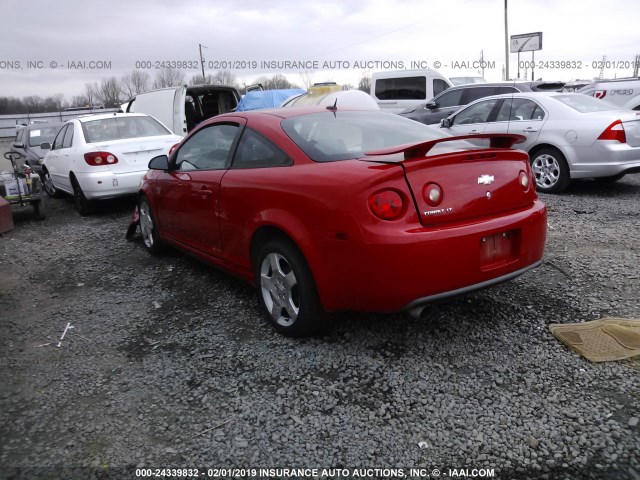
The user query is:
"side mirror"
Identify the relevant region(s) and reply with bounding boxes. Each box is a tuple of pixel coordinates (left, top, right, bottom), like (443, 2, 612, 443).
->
(148, 155, 169, 171)
(40, 142, 51, 150)
(440, 118, 452, 128)
(13, 142, 25, 149)
(426, 101, 437, 109)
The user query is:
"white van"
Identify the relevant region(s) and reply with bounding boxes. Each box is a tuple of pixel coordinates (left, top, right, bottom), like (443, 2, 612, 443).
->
(125, 84, 241, 136)
(578, 77, 640, 111)
(370, 69, 452, 113)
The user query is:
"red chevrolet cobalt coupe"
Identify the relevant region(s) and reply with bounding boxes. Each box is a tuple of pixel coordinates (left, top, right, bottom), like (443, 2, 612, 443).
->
(132, 107, 546, 337)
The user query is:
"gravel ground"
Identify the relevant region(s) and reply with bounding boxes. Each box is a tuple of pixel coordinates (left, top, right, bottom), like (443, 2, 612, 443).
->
(0, 166, 639, 480)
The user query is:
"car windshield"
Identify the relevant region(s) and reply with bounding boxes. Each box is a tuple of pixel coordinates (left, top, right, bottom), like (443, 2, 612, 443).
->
(552, 94, 620, 113)
(281, 111, 450, 162)
(28, 126, 60, 147)
(81, 116, 171, 143)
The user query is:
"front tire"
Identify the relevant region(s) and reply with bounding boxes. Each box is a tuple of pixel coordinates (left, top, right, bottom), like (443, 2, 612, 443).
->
(530, 147, 570, 193)
(43, 170, 62, 198)
(138, 196, 165, 254)
(255, 239, 326, 337)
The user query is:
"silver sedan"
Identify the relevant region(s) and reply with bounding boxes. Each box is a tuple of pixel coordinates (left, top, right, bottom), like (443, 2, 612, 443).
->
(438, 92, 640, 192)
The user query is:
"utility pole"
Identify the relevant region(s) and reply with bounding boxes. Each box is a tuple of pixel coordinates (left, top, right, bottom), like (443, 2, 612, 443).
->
(504, 0, 509, 81)
(599, 55, 607, 80)
(479, 50, 485, 78)
(199, 44, 207, 80)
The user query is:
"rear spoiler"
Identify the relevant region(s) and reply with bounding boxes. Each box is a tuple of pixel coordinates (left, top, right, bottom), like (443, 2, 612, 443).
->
(365, 134, 527, 160)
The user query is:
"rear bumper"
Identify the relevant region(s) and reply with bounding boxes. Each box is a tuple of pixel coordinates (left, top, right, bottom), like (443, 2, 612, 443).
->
(403, 259, 542, 316)
(570, 142, 640, 178)
(76, 170, 147, 200)
(312, 200, 547, 313)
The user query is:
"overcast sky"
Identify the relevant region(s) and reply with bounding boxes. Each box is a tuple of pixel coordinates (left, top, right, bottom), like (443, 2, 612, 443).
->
(2, 0, 639, 100)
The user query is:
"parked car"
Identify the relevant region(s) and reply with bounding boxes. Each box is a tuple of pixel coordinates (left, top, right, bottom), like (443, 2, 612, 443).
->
(399, 81, 565, 126)
(131, 107, 547, 337)
(370, 69, 452, 113)
(41, 113, 181, 215)
(449, 76, 487, 86)
(438, 92, 640, 192)
(10, 122, 63, 175)
(577, 77, 640, 110)
(124, 84, 243, 136)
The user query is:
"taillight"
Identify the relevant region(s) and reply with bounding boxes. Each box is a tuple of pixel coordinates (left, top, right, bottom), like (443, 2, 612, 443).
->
(597, 120, 626, 143)
(84, 151, 118, 166)
(169, 143, 180, 155)
(519, 171, 530, 190)
(423, 183, 443, 207)
(368, 189, 404, 220)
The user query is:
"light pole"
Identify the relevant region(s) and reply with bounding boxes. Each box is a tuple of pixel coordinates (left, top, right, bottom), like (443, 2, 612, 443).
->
(504, 0, 509, 81)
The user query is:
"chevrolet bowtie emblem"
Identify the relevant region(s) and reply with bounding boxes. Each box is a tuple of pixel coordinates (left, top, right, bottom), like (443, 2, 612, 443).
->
(478, 175, 495, 185)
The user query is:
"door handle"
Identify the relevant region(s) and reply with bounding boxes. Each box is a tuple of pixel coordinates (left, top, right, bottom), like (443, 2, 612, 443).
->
(523, 127, 538, 132)
(470, 129, 479, 134)
(200, 189, 213, 199)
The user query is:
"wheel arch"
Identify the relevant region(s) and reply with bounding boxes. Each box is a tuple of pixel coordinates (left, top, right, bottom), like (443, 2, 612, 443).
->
(528, 143, 567, 160)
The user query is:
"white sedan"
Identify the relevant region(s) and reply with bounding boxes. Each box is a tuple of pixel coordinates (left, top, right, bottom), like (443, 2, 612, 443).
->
(439, 93, 640, 192)
(41, 113, 181, 214)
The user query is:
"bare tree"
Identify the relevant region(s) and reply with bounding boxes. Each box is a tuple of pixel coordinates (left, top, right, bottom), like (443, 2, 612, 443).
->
(299, 70, 315, 90)
(84, 82, 100, 107)
(358, 73, 371, 93)
(71, 95, 89, 108)
(153, 68, 185, 88)
(96, 77, 122, 108)
(253, 74, 299, 90)
(189, 73, 215, 85)
(121, 70, 151, 98)
(211, 70, 238, 87)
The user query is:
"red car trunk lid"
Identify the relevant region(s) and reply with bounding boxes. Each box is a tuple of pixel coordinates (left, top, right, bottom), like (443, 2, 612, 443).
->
(363, 134, 536, 226)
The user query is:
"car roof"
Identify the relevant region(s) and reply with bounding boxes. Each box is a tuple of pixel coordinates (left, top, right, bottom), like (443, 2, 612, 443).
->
(444, 80, 564, 90)
(217, 106, 391, 121)
(22, 121, 63, 130)
(76, 112, 150, 123)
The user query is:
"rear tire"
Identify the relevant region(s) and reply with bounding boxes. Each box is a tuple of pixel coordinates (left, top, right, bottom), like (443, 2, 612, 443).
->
(254, 238, 327, 337)
(71, 177, 93, 216)
(530, 147, 570, 193)
(138, 195, 165, 254)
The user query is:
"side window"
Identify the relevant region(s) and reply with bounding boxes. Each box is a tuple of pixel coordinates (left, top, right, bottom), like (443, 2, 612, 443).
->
(52, 125, 68, 150)
(433, 89, 464, 108)
(498, 86, 519, 94)
(232, 128, 291, 169)
(375, 76, 426, 100)
(461, 86, 501, 104)
(62, 124, 74, 148)
(433, 79, 450, 97)
(453, 99, 500, 125)
(495, 98, 545, 122)
(175, 124, 239, 171)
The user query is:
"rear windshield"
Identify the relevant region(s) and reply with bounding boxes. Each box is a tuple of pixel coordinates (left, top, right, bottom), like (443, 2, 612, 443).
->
(281, 111, 451, 162)
(29, 126, 60, 147)
(81, 116, 171, 143)
(552, 94, 619, 113)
